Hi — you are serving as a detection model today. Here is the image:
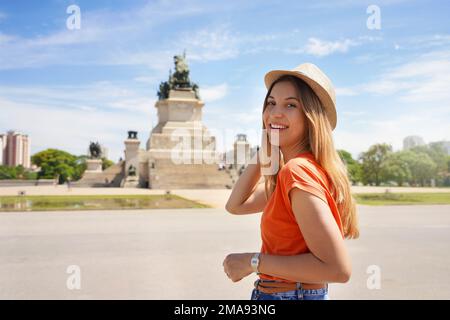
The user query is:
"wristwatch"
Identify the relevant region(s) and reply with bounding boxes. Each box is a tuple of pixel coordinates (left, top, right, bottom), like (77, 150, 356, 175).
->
(251, 253, 261, 275)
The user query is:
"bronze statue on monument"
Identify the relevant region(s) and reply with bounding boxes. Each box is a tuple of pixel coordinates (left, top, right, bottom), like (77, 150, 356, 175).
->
(157, 51, 200, 100)
(89, 141, 102, 159)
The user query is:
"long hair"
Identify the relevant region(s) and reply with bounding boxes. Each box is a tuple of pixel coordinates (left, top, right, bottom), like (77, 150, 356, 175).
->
(261, 75, 359, 239)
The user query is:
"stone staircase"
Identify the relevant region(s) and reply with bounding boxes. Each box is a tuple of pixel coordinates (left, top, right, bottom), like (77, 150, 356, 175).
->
(72, 161, 124, 188)
(149, 159, 236, 189)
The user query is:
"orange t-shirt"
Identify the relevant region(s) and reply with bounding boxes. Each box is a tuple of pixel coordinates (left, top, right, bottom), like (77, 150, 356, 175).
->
(259, 151, 344, 283)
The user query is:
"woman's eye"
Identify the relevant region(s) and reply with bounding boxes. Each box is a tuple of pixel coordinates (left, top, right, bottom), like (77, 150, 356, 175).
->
(287, 104, 296, 108)
(266, 101, 275, 106)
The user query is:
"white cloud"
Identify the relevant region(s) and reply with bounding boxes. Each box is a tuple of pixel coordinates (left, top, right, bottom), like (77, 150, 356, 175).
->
(341, 111, 366, 116)
(336, 87, 358, 96)
(174, 25, 240, 62)
(302, 36, 381, 57)
(134, 76, 159, 84)
(304, 37, 357, 57)
(0, 32, 14, 44)
(403, 34, 450, 50)
(360, 79, 416, 95)
(343, 50, 450, 105)
(0, 82, 155, 113)
(234, 113, 260, 125)
(199, 83, 228, 102)
(353, 53, 396, 65)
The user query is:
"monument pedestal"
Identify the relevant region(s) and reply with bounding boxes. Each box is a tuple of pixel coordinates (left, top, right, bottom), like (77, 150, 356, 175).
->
(85, 159, 102, 173)
(146, 89, 217, 160)
(144, 88, 232, 189)
(122, 176, 139, 188)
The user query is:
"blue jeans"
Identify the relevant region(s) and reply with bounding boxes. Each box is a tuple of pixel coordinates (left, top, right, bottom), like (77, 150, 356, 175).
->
(250, 279, 329, 300)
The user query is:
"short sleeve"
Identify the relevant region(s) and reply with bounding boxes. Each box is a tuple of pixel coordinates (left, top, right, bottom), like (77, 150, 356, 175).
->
(280, 160, 328, 204)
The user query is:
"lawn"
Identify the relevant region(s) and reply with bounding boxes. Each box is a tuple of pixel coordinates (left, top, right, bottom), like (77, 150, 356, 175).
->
(0, 194, 211, 212)
(353, 192, 450, 205)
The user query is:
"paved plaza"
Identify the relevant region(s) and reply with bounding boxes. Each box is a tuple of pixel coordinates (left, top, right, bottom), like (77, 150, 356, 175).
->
(1, 192, 449, 299)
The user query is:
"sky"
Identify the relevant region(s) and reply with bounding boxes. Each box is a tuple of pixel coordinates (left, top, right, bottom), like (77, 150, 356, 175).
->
(0, 0, 449, 162)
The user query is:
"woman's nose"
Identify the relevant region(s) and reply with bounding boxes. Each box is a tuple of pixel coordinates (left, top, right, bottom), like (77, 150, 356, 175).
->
(269, 106, 284, 118)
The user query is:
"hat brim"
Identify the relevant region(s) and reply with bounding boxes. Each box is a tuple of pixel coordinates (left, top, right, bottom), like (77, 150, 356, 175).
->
(264, 70, 337, 130)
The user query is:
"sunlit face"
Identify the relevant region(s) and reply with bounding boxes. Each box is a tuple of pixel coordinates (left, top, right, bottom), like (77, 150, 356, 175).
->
(263, 80, 308, 149)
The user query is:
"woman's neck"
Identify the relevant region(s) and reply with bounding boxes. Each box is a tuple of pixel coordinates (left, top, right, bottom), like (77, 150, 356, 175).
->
(281, 146, 311, 163)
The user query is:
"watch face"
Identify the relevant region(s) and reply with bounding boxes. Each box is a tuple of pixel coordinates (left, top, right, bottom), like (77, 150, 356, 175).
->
(251, 254, 260, 272)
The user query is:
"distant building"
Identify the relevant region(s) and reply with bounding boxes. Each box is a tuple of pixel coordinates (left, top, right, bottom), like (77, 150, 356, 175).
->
(403, 135, 426, 150)
(0, 131, 31, 168)
(0, 135, 5, 165)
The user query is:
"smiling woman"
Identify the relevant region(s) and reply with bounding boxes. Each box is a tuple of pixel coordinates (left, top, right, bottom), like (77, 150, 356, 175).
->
(224, 63, 359, 301)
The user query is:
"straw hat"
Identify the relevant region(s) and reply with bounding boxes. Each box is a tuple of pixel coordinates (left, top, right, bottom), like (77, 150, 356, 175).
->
(264, 63, 337, 130)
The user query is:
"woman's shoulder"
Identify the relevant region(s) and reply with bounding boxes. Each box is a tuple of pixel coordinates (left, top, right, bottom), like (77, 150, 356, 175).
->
(280, 153, 328, 185)
(282, 153, 318, 174)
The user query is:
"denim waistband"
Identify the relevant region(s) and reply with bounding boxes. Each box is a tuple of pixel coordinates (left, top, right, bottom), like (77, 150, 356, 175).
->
(254, 279, 329, 293)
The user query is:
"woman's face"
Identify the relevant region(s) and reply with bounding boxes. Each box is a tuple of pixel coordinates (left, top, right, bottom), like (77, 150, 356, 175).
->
(263, 80, 308, 149)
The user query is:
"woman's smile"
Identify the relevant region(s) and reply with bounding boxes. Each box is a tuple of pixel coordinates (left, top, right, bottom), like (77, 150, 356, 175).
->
(268, 122, 289, 132)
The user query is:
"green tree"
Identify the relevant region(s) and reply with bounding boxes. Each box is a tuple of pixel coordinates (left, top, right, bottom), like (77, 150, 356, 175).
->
(359, 143, 393, 186)
(15, 165, 25, 178)
(405, 152, 437, 187)
(0, 165, 39, 180)
(410, 143, 448, 186)
(23, 170, 38, 180)
(31, 149, 80, 184)
(337, 149, 362, 185)
(381, 151, 413, 186)
(102, 157, 114, 170)
(0, 165, 17, 179)
(73, 155, 88, 181)
(445, 155, 450, 186)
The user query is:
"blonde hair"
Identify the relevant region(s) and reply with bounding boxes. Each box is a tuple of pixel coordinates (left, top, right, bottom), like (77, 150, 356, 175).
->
(262, 75, 359, 239)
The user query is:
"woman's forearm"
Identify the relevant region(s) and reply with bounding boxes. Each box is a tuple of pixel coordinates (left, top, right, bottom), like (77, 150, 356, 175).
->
(258, 253, 350, 284)
(225, 153, 261, 211)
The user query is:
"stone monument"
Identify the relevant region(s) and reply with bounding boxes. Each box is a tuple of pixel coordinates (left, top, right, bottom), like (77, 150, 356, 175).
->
(85, 141, 103, 173)
(143, 52, 229, 189)
(122, 131, 141, 188)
